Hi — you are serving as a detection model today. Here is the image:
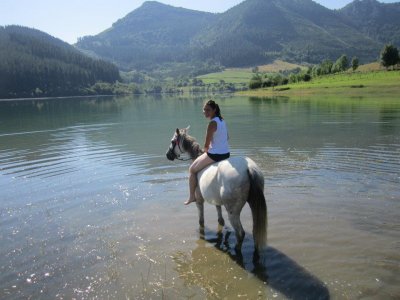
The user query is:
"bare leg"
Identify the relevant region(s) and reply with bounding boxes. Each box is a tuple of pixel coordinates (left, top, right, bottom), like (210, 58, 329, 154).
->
(184, 172, 197, 205)
(184, 153, 215, 205)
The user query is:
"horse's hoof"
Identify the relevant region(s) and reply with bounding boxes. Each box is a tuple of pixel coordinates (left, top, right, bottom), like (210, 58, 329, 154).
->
(235, 246, 243, 260)
(199, 226, 205, 237)
(235, 244, 243, 253)
(253, 249, 260, 262)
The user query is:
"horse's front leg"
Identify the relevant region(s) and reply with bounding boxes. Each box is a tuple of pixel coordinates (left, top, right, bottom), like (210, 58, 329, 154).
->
(195, 189, 205, 229)
(196, 200, 206, 239)
(196, 201, 204, 228)
(216, 205, 225, 227)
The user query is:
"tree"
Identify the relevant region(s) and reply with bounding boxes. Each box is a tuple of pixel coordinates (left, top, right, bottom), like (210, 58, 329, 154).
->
(331, 62, 341, 74)
(320, 60, 333, 75)
(351, 57, 359, 71)
(311, 65, 322, 77)
(333, 55, 349, 73)
(249, 74, 262, 89)
(380, 44, 400, 69)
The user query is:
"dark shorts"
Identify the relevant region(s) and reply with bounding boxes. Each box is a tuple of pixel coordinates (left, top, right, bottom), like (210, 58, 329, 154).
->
(207, 152, 230, 162)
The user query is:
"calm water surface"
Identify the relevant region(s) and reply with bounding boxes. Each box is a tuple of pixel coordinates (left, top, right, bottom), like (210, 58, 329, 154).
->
(0, 95, 399, 299)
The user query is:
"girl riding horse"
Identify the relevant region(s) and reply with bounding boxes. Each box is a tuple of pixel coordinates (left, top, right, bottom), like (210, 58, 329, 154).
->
(184, 100, 230, 205)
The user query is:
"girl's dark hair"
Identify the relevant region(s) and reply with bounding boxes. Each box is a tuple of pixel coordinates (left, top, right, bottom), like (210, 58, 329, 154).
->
(206, 100, 223, 120)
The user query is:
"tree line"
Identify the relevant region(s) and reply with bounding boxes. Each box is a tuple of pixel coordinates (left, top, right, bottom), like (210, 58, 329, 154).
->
(0, 26, 121, 99)
(249, 44, 400, 90)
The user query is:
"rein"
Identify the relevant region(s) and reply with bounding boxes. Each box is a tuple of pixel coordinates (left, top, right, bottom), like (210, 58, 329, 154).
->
(175, 136, 192, 161)
(171, 133, 202, 162)
(176, 157, 192, 161)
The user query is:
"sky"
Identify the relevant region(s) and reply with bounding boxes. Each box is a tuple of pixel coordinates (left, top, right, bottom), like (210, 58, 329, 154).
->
(0, 0, 398, 44)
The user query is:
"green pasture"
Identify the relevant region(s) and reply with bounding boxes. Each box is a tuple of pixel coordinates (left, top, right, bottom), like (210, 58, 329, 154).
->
(197, 69, 253, 84)
(196, 60, 305, 85)
(241, 70, 400, 97)
(292, 70, 399, 88)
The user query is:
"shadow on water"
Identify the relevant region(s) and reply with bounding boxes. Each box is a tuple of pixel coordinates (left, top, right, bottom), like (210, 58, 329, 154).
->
(174, 227, 330, 299)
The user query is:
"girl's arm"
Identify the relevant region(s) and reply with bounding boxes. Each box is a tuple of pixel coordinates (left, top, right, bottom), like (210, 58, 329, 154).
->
(203, 121, 217, 152)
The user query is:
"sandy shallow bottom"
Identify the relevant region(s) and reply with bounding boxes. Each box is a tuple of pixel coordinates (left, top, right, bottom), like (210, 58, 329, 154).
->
(3, 175, 398, 300)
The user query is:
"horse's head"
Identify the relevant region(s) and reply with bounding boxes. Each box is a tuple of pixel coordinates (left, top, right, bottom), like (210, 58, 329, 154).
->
(166, 127, 190, 161)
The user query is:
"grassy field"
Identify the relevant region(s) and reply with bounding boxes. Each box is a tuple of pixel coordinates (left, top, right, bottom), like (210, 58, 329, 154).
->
(240, 70, 400, 97)
(197, 69, 252, 84)
(355, 62, 385, 72)
(197, 60, 304, 84)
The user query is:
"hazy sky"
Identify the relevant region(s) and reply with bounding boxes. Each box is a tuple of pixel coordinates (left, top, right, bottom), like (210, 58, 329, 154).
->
(1, 0, 398, 44)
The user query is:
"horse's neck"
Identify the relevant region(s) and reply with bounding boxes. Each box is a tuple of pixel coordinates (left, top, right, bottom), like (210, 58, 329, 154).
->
(189, 144, 203, 161)
(183, 135, 203, 160)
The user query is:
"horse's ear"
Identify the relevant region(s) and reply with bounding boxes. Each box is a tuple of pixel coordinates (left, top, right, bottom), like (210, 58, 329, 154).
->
(185, 125, 190, 132)
(176, 128, 180, 135)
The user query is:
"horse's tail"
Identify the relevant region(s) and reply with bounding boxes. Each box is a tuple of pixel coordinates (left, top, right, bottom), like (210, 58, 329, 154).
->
(247, 162, 267, 252)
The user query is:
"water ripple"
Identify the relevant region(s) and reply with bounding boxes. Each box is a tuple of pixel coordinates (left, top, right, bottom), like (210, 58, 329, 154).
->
(0, 125, 156, 179)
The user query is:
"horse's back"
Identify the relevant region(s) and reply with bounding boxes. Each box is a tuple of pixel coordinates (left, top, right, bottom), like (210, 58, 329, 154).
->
(198, 156, 257, 205)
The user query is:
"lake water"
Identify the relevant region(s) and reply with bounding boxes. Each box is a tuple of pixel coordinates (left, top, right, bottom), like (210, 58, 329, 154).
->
(0, 95, 399, 299)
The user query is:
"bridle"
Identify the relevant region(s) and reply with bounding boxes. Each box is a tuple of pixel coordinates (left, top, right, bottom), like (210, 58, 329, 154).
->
(171, 135, 191, 161)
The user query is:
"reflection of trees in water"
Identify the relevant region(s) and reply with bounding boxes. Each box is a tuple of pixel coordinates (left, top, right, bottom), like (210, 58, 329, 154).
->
(379, 105, 400, 136)
(245, 96, 400, 151)
(173, 228, 330, 299)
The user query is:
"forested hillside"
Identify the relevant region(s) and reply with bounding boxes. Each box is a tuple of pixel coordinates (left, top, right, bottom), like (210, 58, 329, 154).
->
(191, 0, 381, 66)
(0, 25, 121, 99)
(338, 0, 400, 46)
(77, 1, 218, 71)
(75, 0, 399, 72)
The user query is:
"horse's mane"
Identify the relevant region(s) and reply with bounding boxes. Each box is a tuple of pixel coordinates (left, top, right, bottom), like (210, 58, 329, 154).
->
(182, 133, 204, 159)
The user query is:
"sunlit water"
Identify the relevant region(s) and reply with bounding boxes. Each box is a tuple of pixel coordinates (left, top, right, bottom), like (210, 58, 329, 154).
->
(0, 95, 399, 299)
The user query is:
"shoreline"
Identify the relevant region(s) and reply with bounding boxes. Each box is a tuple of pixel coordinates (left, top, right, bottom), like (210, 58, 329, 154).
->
(238, 85, 400, 98)
(0, 94, 119, 102)
(238, 70, 400, 98)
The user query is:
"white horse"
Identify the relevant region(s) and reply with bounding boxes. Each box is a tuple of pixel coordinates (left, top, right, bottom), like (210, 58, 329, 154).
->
(166, 127, 267, 254)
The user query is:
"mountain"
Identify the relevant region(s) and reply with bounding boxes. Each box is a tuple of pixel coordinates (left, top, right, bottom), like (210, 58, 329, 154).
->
(0, 25, 120, 98)
(76, 1, 217, 70)
(192, 0, 382, 66)
(338, 0, 400, 46)
(75, 0, 398, 72)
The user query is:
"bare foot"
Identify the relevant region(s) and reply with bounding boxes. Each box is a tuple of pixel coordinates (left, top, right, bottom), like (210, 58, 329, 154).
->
(184, 198, 196, 205)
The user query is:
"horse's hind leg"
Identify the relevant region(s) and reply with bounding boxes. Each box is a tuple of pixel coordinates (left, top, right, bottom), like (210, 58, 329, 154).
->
(216, 205, 225, 227)
(227, 211, 245, 251)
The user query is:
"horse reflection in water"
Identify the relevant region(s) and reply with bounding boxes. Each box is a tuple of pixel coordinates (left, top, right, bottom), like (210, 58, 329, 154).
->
(173, 230, 330, 300)
(166, 127, 267, 256)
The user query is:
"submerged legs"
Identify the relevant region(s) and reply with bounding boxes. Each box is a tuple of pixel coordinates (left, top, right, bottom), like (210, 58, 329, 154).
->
(228, 212, 245, 251)
(196, 201, 204, 228)
(216, 205, 225, 227)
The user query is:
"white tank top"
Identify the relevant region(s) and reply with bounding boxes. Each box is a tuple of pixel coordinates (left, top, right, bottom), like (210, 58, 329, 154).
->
(208, 117, 230, 154)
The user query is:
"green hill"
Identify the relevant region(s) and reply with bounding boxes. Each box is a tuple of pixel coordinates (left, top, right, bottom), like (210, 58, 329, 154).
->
(338, 0, 400, 46)
(75, 0, 399, 74)
(192, 0, 381, 66)
(0, 25, 121, 99)
(76, 1, 217, 71)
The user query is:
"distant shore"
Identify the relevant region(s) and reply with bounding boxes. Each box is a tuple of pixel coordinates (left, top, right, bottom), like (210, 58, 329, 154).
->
(238, 70, 400, 98)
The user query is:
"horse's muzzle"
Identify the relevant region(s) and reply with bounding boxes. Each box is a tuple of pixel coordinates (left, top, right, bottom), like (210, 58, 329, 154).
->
(166, 150, 175, 161)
